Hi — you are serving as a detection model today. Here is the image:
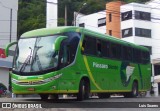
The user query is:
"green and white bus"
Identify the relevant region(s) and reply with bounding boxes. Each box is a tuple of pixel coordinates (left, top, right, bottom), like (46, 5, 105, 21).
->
(5, 26, 151, 100)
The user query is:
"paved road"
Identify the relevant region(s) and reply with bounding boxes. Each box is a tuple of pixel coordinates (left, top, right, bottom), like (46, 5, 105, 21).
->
(0, 96, 160, 111)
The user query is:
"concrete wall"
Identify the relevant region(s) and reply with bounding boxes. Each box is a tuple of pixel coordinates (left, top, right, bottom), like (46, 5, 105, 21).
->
(121, 2, 160, 61)
(76, 11, 106, 34)
(0, 67, 9, 90)
(46, 0, 58, 28)
(147, 0, 160, 60)
(106, 1, 124, 38)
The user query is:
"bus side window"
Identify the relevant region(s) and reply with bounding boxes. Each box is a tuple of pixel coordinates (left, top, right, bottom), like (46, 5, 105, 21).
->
(127, 47, 133, 61)
(101, 40, 110, 58)
(133, 49, 141, 63)
(122, 46, 127, 61)
(96, 39, 102, 56)
(59, 39, 70, 68)
(142, 51, 150, 64)
(82, 36, 96, 56)
(61, 45, 70, 65)
(82, 38, 87, 53)
(69, 37, 79, 62)
(110, 43, 117, 59)
(116, 44, 122, 60)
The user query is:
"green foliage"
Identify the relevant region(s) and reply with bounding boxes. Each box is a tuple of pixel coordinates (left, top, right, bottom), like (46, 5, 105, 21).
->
(18, 0, 46, 38)
(18, 0, 149, 37)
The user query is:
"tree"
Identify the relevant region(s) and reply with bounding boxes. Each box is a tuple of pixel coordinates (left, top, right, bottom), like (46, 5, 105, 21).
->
(18, 0, 150, 37)
(18, 0, 46, 38)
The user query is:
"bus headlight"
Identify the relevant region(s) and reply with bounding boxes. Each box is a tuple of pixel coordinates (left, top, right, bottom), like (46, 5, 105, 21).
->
(11, 73, 63, 85)
(43, 73, 63, 83)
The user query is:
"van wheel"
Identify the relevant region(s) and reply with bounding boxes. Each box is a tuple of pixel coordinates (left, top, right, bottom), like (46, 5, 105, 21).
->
(77, 79, 90, 101)
(40, 94, 49, 100)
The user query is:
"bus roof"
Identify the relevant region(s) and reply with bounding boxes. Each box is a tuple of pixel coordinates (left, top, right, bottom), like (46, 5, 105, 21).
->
(21, 26, 80, 38)
(21, 26, 149, 52)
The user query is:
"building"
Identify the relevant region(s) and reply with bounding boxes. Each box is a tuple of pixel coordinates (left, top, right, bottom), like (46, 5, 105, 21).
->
(0, 0, 18, 90)
(75, 1, 124, 37)
(121, 1, 160, 96)
(106, 1, 124, 38)
(46, 0, 58, 28)
(0, 61, 12, 90)
(75, 11, 106, 34)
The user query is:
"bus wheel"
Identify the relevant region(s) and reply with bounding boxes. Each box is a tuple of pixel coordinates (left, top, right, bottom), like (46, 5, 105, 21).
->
(124, 82, 138, 98)
(77, 79, 90, 101)
(139, 91, 147, 97)
(50, 94, 59, 100)
(40, 94, 49, 100)
(131, 82, 138, 97)
(98, 93, 110, 99)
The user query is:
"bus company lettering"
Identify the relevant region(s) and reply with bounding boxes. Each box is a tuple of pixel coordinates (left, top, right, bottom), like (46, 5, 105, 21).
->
(93, 62, 108, 69)
(93, 62, 118, 69)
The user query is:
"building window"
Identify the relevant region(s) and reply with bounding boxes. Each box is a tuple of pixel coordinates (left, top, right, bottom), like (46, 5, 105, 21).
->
(98, 17, 106, 27)
(122, 28, 132, 38)
(135, 28, 151, 38)
(135, 11, 151, 21)
(154, 65, 160, 76)
(79, 23, 85, 27)
(109, 30, 112, 36)
(109, 13, 112, 22)
(121, 11, 132, 21)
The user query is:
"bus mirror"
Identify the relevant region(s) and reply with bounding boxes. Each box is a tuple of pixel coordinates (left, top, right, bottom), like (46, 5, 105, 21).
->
(5, 41, 17, 57)
(54, 36, 67, 51)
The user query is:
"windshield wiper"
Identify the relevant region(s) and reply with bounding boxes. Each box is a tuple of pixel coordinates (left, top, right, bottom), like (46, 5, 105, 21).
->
(31, 46, 43, 71)
(19, 47, 33, 72)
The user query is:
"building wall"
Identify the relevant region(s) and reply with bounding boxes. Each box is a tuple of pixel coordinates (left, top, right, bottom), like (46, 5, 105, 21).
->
(0, 0, 18, 49)
(121, 2, 160, 61)
(76, 11, 106, 34)
(147, 1, 160, 60)
(0, 68, 9, 90)
(46, 0, 58, 28)
(121, 3, 152, 46)
(106, 1, 124, 38)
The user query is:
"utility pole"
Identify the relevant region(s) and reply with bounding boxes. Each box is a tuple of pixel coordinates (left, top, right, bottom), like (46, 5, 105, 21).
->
(74, 3, 87, 26)
(65, 5, 67, 26)
(10, 8, 12, 43)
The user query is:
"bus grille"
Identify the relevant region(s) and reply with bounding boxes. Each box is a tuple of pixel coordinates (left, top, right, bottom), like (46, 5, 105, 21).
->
(17, 80, 45, 85)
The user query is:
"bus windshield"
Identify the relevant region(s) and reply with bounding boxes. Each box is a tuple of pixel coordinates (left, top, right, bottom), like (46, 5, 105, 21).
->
(13, 35, 60, 73)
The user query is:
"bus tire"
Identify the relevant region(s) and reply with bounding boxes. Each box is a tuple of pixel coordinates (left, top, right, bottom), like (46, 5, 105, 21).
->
(98, 93, 110, 99)
(139, 91, 147, 97)
(50, 94, 58, 100)
(40, 94, 49, 100)
(77, 79, 90, 101)
(124, 82, 138, 98)
(131, 82, 138, 97)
